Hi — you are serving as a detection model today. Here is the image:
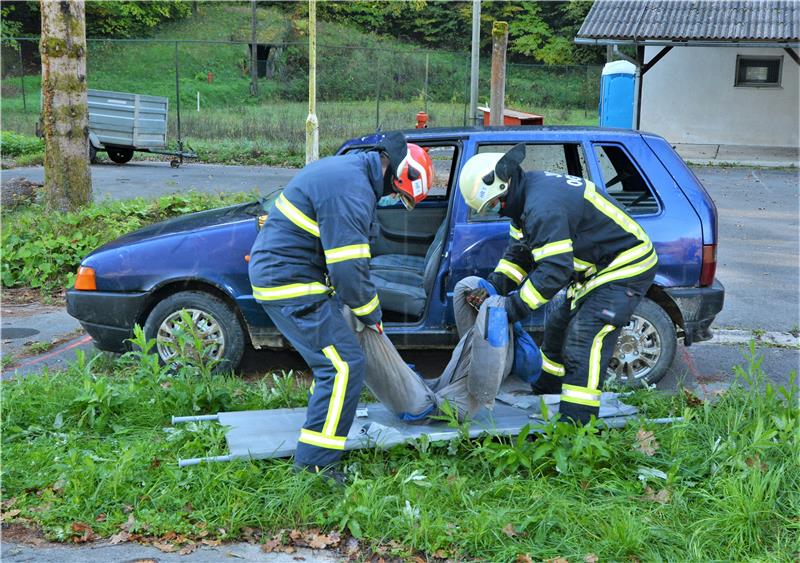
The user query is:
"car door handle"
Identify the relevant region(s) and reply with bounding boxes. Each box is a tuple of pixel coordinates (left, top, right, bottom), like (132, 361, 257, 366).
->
(379, 225, 435, 244)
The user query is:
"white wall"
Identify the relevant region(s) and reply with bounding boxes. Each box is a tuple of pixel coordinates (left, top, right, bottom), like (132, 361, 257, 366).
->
(640, 46, 799, 147)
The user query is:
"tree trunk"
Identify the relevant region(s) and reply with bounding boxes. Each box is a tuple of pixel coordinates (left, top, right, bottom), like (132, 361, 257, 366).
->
(40, 0, 92, 211)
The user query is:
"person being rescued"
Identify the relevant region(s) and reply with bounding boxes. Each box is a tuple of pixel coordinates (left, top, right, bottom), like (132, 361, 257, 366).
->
(345, 275, 543, 423)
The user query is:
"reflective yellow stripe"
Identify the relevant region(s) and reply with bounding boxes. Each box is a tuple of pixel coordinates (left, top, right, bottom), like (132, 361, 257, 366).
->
(321, 345, 349, 437)
(541, 351, 565, 377)
(584, 182, 648, 242)
(573, 257, 597, 276)
(571, 251, 658, 305)
(601, 240, 653, 275)
(275, 193, 320, 237)
(520, 279, 548, 311)
(561, 393, 601, 408)
(532, 239, 573, 261)
(588, 324, 617, 390)
(351, 294, 380, 317)
(495, 259, 527, 284)
(509, 224, 524, 240)
(251, 282, 330, 301)
(298, 428, 346, 450)
(324, 243, 371, 264)
(309, 380, 315, 395)
(562, 383, 602, 406)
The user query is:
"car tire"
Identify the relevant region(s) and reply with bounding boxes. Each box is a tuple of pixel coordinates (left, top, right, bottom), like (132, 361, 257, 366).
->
(107, 147, 134, 164)
(89, 144, 98, 164)
(143, 291, 245, 373)
(607, 297, 676, 387)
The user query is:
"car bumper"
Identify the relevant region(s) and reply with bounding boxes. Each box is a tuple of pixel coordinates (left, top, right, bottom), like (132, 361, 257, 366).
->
(664, 279, 725, 345)
(66, 289, 149, 353)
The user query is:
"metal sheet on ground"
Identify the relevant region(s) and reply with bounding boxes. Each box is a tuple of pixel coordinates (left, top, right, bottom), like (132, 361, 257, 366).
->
(174, 390, 641, 467)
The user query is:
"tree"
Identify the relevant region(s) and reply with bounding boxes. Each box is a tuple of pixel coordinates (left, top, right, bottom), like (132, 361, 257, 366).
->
(40, 0, 92, 211)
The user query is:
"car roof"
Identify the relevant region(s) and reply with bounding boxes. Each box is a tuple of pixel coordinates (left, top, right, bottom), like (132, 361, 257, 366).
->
(343, 125, 647, 147)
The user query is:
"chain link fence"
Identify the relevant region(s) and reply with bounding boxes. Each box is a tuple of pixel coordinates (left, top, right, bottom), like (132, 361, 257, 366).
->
(2, 37, 602, 158)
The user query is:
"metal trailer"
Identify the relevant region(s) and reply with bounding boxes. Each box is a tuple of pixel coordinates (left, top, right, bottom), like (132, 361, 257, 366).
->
(87, 89, 196, 168)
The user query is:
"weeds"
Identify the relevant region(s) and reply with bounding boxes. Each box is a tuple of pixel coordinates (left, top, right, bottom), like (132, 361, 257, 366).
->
(1, 340, 797, 560)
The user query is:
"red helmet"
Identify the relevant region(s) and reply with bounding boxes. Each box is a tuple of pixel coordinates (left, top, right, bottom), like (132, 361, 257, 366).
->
(392, 143, 434, 210)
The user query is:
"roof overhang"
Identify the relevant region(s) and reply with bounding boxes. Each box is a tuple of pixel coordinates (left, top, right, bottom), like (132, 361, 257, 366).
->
(575, 38, 800, 48)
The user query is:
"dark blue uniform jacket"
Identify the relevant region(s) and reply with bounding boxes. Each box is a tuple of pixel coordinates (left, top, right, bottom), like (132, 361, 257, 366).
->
(249, 152, 384, 326)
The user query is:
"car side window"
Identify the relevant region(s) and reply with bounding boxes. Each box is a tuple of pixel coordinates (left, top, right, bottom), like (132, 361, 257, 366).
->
(469, 143, 589, 222)
(593, 144, 660, 216)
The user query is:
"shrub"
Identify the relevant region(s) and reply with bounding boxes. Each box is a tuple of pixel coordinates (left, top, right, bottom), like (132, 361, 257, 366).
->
(0, 130, 44, 158)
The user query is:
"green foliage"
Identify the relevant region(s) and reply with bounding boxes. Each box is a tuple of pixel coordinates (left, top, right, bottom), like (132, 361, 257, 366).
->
(0, 130, 44, 157)
(0, 192, 252, 292)
(85, 1, 191, 38)
(1, 343, 797, 559)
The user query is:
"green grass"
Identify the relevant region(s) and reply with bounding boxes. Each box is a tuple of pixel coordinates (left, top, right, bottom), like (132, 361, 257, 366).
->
(1, 192, 255, 293)
(1, 2, 599, 167)
(1, 339, 797, 560)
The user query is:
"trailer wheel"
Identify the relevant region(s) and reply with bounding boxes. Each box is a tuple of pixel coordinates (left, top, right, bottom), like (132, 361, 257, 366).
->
(170, 159, 180, 168)
(107, 147, 134, 164)
(89, 144, 98, 164)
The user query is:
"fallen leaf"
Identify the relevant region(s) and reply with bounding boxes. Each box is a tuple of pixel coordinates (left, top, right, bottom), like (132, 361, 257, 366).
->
(516, 555, 534, 563)
(70, 521, 98, 543)
(641, 486, 670, 504)
(502, 523, 518, 537)
(161, 531, 177, 541)
(344, 536, 360, 556)
(634, 429, 659, 456)
(201, 538, 221, 547)
(289, 529, 303, 541)
(585, 554, 599, 563)
(109, 531, 130, 545)
(433, 548, 450, 559)
(121, 513, 136, 532)
(412, 556, 426, 563)
(1, 509, 21, 522)
(546, 558, 569, 563)
(179, 543, 198, 555)
(292, 557, 305, 561)
(746, 455, 768, 472)
(261, 538, 282, 552)
(95, 513, 107, 522)
(284, 546, 296, 554)
(150, 458, 161, 469)
(1, 497, 17, 509)
(153, 542, 176, 553)
(682, 388, 703, 406)
(122, 504, 134, 513)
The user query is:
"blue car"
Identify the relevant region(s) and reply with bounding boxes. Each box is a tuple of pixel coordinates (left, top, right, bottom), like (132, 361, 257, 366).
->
(66, 126, 724, 385)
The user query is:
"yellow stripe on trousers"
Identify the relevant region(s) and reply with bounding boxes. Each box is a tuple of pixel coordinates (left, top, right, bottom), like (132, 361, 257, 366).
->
(588, 324, 616, 390)
(321, 345, 349, 438)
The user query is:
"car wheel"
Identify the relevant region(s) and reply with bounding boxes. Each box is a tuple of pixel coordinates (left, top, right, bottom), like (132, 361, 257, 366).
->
(89, 144, 98, 164)
(143, 291, 245, 372)
(607, 297, 676, 387)
(107, 147, 134, 164)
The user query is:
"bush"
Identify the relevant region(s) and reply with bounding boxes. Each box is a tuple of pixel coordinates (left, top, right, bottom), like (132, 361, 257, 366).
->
(1, 191, 253, 293)
(0, 130, 44, 158)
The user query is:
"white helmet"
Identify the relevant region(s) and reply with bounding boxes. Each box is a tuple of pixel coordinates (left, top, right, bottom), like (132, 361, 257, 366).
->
(458, 144, 526, 213)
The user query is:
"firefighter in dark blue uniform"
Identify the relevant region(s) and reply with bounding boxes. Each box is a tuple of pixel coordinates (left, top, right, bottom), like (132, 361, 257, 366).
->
(459, 144, 657, 424)
(249, 133, 434, 476)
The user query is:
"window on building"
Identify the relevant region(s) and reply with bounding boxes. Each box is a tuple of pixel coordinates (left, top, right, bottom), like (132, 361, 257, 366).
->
(593, 144, 660, 216)
(735, 56, 783, 87)
(469, 143, 589, 222)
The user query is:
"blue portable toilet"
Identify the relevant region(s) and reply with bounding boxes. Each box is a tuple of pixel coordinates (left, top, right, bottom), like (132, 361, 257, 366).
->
(599, 60, 637, 128)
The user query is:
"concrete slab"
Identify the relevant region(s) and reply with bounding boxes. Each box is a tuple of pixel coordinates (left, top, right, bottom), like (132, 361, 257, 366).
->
(0, 304, 81, 359)
(675, 143, 799, 168)
(1, 540, 340, 563)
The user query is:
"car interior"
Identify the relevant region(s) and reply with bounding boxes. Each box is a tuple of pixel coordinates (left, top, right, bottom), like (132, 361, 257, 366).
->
(367, 144, 458, 321)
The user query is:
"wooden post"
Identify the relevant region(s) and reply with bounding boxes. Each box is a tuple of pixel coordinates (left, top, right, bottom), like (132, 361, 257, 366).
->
(40, 0, 92, 211)
(305, 0, 319, 163)
(250, 0, 258, 96)
(489, 21, 508, 127)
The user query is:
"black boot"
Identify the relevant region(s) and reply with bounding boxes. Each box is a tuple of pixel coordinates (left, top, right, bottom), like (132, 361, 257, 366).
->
(293, 462, 348, 485)
(531, 372, 563, 395)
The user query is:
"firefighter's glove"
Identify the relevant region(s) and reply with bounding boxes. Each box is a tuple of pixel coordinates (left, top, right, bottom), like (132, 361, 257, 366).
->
(367, 321, 384, 334)
(503, 292, 528, 324)
(466, 287, 489, 310)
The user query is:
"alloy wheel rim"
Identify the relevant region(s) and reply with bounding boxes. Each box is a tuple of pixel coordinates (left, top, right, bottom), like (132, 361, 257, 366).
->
(156, 308, 225, 362)
(608, 314, 661, 382)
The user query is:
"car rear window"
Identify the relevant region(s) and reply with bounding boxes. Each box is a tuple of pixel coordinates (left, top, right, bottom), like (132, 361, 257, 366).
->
(593, 143, 660, 216)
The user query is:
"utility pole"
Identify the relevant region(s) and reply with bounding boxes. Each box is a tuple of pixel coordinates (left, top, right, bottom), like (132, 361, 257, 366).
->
(468, 0, 481, 125)
(40, 0, 92, 210)
(250, 0, 258, 96)
(489, 21, 508, 126)
(305, 0, 319, 163)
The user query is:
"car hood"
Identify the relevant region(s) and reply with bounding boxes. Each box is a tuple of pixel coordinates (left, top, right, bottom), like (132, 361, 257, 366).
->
(93, 201, 264, 253)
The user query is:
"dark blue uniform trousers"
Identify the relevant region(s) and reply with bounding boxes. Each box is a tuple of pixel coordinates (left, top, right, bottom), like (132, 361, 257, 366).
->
(260, 296, 365, 468)
(535, 269, 656, 424)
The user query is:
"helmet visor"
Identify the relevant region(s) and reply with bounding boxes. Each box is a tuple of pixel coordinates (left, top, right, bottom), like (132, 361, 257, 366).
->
(397, 189, 415, 211)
